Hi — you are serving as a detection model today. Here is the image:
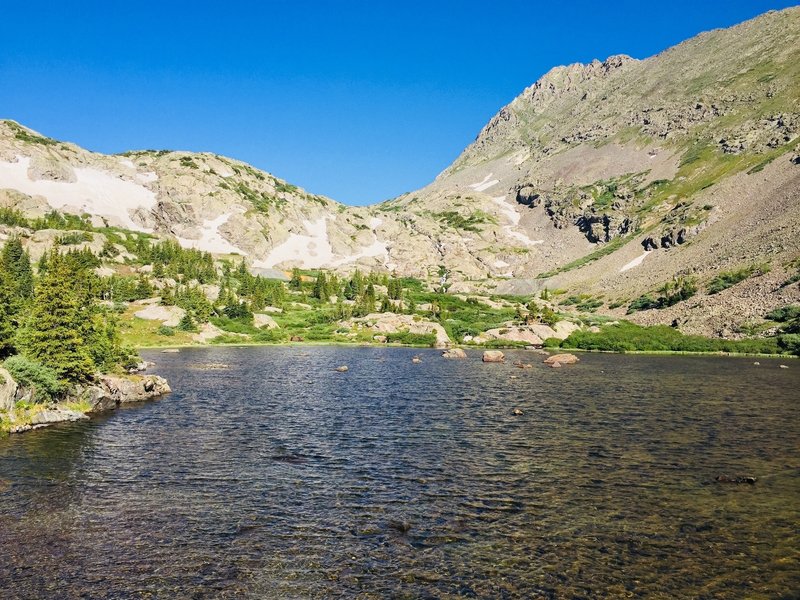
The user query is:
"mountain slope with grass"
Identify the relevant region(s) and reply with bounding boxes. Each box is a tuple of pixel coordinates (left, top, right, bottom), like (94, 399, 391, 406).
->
(1, 7, 798, 338)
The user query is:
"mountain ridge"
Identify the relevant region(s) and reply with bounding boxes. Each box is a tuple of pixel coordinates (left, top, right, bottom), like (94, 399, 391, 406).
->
(1, 6, 799, 336)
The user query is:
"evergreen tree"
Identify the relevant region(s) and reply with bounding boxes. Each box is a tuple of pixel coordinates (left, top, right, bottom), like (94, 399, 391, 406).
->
(312, 272, 328, 300)
(20, 251, 94, 382)
(289, 268, 303, 290)
(0, 269, 15, 357)
(135, 276, 153, 299)
(1, 236, 34, 307)
(364, 283, 376, 306)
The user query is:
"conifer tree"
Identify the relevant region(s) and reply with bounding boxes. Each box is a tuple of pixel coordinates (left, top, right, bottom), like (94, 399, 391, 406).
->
(312, 272, 328, 300)
(289, 268, 303, 290)
(20, 251, 94, 382)
(1, 236, 34, 308)
(0, 269, 15, 357)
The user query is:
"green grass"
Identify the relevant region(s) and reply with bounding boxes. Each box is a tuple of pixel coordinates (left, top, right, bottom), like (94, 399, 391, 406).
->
(552, 321, 787, 355)
(707, 263, 769, 294)
(119, 312, 196, 348)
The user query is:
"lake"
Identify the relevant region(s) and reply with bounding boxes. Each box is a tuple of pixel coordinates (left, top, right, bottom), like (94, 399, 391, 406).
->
(0, 346, 798, 598)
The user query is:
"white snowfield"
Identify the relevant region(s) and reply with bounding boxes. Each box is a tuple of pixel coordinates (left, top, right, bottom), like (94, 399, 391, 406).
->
(490, 194, 544, 247)
(469, 173, 500, 193)
(175, 213, 246, 255)
(254, 216, 389, 269)
(255, 217, 336, 269)
(0, 155, 157, 232)
(620, 250, 651, 272)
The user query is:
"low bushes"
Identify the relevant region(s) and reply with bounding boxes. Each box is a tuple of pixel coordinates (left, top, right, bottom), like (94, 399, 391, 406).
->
(707, 263, 769, 294)
(554, 322, 785, 355)
(3, 355, 65, 403)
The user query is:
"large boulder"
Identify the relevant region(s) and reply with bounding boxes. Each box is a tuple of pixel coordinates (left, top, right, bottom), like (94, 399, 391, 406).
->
(254, 313, 279, 329)
(30, 409, 88, 425)
(474, 326, 543, 346)
(134, 304, 186, 327)
(482, 350, 505, 363)
(347, 313, 451, 348)
(97, 374, 171, 407)
(442, 348, 467, 359)
(552, 321, 580, 340)
(544, 353, 580, 365)
(0, 367, 18, 412)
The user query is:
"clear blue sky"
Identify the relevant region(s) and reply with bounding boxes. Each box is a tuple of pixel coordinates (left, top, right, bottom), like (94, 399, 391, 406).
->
(1, 1, 796, 205)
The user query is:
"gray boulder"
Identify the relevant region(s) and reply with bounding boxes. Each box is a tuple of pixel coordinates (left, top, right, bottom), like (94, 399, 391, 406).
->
(0, 368, 18, 412)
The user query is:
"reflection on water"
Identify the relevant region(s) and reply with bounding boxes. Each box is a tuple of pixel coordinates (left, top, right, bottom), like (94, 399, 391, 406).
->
(1, 347, 798, 598)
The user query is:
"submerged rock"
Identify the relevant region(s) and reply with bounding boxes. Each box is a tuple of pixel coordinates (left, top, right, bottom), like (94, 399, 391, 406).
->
(716, 475, 757, 484)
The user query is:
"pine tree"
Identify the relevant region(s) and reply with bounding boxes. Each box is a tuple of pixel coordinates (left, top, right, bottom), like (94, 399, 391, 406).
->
(312, 272, 328, 300)
(1, 236, 34, 308)
(358, 283, 376, 314)
(21, 251, 94, 382)
(0, 269, 15, 357)
(289, 268, 303, 290)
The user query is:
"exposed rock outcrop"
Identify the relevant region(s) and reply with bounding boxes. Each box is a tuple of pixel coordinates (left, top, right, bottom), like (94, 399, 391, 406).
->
(0, 367, 18, 412)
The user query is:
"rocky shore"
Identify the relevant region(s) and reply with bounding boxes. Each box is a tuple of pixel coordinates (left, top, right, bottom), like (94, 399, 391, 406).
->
(0, 368, 171, 434)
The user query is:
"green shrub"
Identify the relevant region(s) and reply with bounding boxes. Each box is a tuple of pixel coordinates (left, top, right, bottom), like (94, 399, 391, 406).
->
(766, 305, 800, 323)
(561, 322, 782, 355)
(157, 326, 175, 336)
(707, 264, 769, 294)
(385, 331, 437, 346)
(778, 334, 800, 355)
(3, 355, 65, 403)
(177, 314, 198, 332)
(252, 329, 288, 343)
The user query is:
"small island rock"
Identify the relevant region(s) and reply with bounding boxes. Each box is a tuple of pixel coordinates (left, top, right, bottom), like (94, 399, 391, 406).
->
(482, 350, 505, 363)
(544, 353, 579, 365)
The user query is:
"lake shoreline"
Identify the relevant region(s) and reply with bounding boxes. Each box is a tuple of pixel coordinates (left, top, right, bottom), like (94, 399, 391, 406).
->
(0, 373, 171, 435)
(134, 339, 798, 360)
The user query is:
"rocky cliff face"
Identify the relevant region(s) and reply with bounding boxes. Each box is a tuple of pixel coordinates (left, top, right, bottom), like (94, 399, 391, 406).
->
(1, 8, 799, 331)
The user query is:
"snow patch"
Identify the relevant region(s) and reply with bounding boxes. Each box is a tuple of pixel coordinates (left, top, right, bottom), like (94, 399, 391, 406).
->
(369, 216, 383, 230)
(254, 216, 389, 269)
(468, 173, 499, 192)
(175, 213, 246, 255)
(491, 195, 520, 225)
(490, 194, 543, 246)
(136, 171, 158, 184)
(329, 237, 388, 267)
(0, 155, 156, 231)
(254, 217, 336, 269)
(620, 251, 651, 272)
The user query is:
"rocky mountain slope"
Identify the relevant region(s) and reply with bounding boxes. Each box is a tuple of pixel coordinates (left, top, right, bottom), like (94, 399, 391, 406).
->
(1, 7, 799, 336)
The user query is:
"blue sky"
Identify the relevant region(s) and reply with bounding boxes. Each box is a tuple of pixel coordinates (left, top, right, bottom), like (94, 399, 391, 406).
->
(1, 1, 796, 205)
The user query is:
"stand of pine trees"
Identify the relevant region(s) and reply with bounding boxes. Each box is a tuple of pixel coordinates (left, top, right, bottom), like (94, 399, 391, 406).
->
(1, 241, 136, 399)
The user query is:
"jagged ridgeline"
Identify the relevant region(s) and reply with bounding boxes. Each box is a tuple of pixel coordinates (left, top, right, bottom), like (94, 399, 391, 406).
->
(0, 6, 799, 345)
